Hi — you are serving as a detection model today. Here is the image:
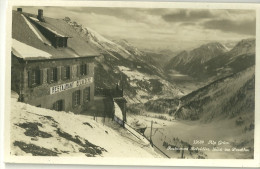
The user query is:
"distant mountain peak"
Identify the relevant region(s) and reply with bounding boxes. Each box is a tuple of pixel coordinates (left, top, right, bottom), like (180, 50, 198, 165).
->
(196, 41, 227, 52)
(166, 41, 227, 69)
(229, 38, 255, 57)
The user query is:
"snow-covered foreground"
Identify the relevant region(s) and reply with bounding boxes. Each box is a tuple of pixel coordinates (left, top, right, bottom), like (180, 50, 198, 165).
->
(127, 113, 254, 159)
(10, 93, 160, 158)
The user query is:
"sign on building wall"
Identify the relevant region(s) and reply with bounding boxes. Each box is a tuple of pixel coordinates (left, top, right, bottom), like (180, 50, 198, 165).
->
(50, 77, 93, 95)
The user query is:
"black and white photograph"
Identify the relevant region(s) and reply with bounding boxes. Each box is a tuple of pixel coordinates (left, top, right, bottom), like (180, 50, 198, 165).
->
(4, 1, 260, 167)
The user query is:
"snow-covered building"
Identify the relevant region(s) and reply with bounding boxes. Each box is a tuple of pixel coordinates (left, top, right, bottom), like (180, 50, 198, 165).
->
(11, 8, 99, 113)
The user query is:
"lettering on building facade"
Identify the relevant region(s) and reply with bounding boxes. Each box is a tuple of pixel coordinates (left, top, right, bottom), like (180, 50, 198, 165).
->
(50, 77, 93, 95)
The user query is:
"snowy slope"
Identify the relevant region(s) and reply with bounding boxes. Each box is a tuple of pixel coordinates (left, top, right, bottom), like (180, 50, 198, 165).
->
(114, 39, 144, 57)
(65, 19, 132, 60)
(176, 66, 255, 122)
(10, 93, 160, 157)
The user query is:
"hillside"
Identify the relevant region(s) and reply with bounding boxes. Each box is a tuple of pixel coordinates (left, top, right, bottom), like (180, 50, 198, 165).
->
(63, 17, 183, 103)
(175, 66, 255, 122)
(144, 65, 255, 122)
(10, 92, 160, 157)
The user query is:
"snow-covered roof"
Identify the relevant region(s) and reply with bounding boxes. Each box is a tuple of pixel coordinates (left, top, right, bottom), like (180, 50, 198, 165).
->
(12, 10, 99, 60)
(12, 39, 51, 59)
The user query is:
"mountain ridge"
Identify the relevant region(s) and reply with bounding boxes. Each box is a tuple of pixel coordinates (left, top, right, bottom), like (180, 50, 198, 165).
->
(165, 39, 255, 81)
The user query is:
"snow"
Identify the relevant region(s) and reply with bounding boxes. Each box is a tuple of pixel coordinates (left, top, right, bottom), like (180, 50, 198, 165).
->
(114, 102, 123, 120)
(83, 27, 132, 58)
(44, 26, 67, 37)
(12, 39, 52, 59)
(21, 14, 44, 42)
(29, 17, 39, 22)
(10, 93, 159, 157)
(86, 27, 116, 44)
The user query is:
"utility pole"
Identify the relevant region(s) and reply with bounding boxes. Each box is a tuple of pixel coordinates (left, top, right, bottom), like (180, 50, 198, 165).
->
(150, 121, 153, 147)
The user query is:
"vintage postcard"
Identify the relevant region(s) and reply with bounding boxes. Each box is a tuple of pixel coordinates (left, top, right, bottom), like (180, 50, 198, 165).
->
(4, 0, 260, 167)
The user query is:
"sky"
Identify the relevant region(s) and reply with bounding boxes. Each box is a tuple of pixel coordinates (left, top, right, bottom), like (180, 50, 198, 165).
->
(16, 6, 256, 51)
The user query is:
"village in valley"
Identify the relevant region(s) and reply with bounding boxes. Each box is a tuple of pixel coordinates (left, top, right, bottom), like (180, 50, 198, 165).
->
(10, 7, 255, 159)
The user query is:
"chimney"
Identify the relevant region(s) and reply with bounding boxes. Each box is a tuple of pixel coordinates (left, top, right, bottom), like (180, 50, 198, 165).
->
(37, 9, 45, 22)
(17, 8, 22, 12)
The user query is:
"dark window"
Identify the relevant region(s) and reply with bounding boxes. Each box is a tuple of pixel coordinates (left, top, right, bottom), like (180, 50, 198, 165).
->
(53, 100, 64, 111)
(79, 64, 88, 76)
(83, 87, 90, 103)
(61, 66, 70, 80)
(55, 37, 68, 48)
(47, 68, 58, 83)
(28, 69, 42, 87)
(72, 90, 81, 107)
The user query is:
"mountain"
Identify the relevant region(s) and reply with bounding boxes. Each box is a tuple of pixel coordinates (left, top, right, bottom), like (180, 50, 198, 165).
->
(201, 39, 255, 80)
(221, 40, 239, 51)
(165, 39, 255, 80)
(63, 17, 183, 103)
(229, 39, 255, 56)
(166, 42, 227, 67)
(64, 18, 132, 60)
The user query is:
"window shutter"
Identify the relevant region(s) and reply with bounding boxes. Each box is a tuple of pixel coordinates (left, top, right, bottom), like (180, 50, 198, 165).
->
(53, 102, 56, 111)
(69, 66, 73, 79)
(77, 65, 80, 77)
(39, 69, 43, 85)
(85, 64, 88, 75)
(57, 67, 61, 81)
(72, 91, 75, 108)
(84, 87, 90, 102)
(67, 66, 71, 79)
(47, 68, 51, 83)
(28, 70, 32, 88)
(51, 68, 58, 81)
(83, 88, 86, 103)
(62, 99, 65, 111)
(88, 87, 90, 101)
(61, 67, 65, 80)
(79, 90, 82, 105)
